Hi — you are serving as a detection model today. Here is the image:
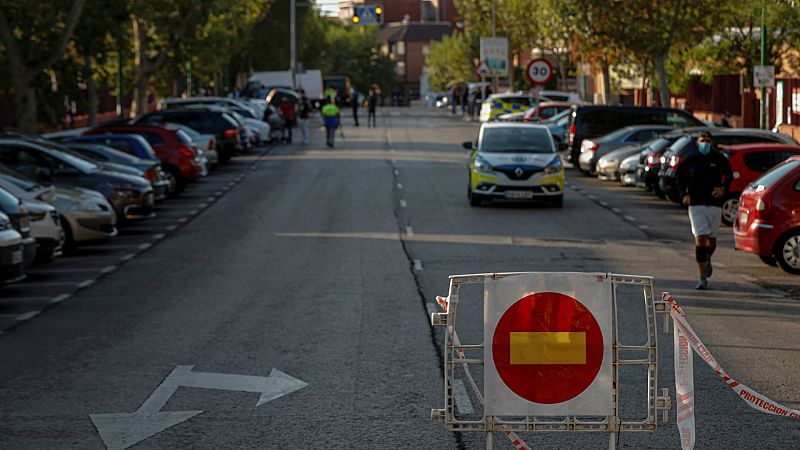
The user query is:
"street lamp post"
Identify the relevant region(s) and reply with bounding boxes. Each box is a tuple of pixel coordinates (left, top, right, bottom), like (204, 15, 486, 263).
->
(290, 0, 297, 91)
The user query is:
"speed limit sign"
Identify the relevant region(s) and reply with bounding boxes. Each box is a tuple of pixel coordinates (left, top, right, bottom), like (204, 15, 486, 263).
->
(526, 58, 554, 86)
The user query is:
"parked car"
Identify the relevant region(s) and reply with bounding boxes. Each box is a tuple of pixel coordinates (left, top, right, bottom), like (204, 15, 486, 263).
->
(83, 124, 202, 190)
(0, 211, 25, 284)
(542, 109, 572, 148)
(658, 129, 797, 203)
(618, 153, 640, 186)
(65, 133, 158, 162)
(132, 110, 242, 163)
(0, 137, 155, 221)
(465, 123, 564, 207)
(0, 172, 64, 261)
(167, 123, 218, 166)
(581, 125, 676, 176)
(539, 90, 582, 104)
(716, 143, 800, 225)
(158, 96, 259, 118)
(56, 186, 117, 249)
(480, 93, 538, 123)
(566, 105, 704, 164)
(62, 142, 171, 201)
(0, 185, 36, 267)
(734, 155, 800, 274)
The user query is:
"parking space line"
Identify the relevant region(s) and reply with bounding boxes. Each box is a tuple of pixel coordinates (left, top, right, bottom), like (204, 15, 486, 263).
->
(50, 294, 72, 304)
(397, 183, 403, 189)
(120, 253, 136, 262)
(612, 208, 621, 213)
(77, 279, 95, 289)
(399, 199, 408, 208)
(152, 234, 166, 241)
(394, 169, 400, 176)
(639, 225, 650, 230)
(166, 225, 178, 231)
(413, 259, 424, 271)
(198, 203, 208, 208)
(206, 196, 216, 202)
(100, 265, 117, 275)
(177, 218, 188, 223)
(599, 201, 609, 207)
(405, 226, 414, 236)
(138, 243, 152, 251)
(624, 215, 637, 222)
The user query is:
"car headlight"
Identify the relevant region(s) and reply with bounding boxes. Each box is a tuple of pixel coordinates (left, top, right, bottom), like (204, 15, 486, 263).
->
(0, 212, 11, 231)
(28, 211, 46, 221)
(473, 157, 493, 173)
(72, 200, 103, 212)
(544, 158, 563, 174)
(112, 182, 140, 191)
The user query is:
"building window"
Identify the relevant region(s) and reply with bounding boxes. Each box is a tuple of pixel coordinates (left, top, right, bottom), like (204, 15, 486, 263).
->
(396, 61, 406, 76)
(396, 41, 406, 56)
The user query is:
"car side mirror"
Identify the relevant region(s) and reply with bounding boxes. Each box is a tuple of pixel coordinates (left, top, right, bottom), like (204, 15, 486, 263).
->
(462, 141, 473, 150)
(37, 167, 53, 181)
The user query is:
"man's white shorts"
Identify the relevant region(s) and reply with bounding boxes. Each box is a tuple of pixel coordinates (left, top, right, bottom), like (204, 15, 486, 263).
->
(688, 205, 722, 238)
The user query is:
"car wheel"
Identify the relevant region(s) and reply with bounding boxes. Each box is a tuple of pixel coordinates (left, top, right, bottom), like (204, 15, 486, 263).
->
(61, 217, 77, 254)
(654, 186, 667, 199)
(666, 191, 682, 204)
(547, 195, 564, 208)
(469, 192, 482, 207)
(721, 196, 739, 226)
(758, 254, 778, 267)
(775, 231, 800, 275)
(164, 165, 185, 194)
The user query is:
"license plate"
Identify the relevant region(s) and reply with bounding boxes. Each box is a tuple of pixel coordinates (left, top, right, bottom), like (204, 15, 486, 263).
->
(739, 211, 748, 225)
(505, 191, 534, 199)
(11, 250, 22, 265)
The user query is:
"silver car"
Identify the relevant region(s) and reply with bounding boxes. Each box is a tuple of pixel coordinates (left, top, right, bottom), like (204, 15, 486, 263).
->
(579, 125, 675, 175)
(56, 186, 117, 247)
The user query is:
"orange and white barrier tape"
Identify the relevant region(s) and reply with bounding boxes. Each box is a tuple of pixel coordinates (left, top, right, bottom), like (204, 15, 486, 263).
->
(664, 293, 800, 450)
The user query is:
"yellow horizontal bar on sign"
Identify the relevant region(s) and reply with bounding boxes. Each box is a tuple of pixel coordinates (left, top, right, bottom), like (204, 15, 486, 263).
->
(509, 332, 586, 365)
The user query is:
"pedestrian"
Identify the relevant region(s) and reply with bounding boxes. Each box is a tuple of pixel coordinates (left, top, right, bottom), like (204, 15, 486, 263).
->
(461, 86, 468, 116)
(298, 92, 311, 145)
(321, 99, 340, 148)
(675, 131, 733, 290)
(450, 86, 457, 115)
(365, 88, 378, 128)
(351, 88, 359, 126)
(279, 98, 295, 143)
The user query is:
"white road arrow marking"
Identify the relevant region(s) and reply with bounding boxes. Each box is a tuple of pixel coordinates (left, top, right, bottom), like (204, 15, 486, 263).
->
(90, 365, 306, 450)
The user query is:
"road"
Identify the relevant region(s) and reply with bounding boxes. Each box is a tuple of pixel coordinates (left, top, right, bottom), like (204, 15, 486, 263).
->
(1, 107, 799, 449)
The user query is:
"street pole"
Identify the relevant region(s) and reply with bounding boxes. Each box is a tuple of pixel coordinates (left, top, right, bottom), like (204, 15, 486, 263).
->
(290, 0, 297, 91)
(491, 0, 498, 94)
(760, 3, 767, 129)
(116, 48, 124, 118)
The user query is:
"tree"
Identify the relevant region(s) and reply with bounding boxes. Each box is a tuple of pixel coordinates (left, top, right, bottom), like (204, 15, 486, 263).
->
(425, 33, 477, 91)
(0, 0, 86, 132)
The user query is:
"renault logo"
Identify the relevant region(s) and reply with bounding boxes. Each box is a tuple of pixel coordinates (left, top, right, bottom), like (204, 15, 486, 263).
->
(514, 167, 524, 177)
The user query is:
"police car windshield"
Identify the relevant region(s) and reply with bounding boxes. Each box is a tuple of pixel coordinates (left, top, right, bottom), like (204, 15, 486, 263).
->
(480, 127, 553, 153)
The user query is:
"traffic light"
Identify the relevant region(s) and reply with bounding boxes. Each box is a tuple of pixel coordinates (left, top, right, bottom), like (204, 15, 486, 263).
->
(351, 14, 360, 24)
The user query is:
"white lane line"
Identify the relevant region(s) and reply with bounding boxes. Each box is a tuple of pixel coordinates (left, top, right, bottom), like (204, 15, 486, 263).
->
(166, 225, 178, 231)
(77, 279, 95, 289)
(405, 226, 414, 236)
(588, 195, 598, 200)
(599, 201, 609, 207)
(624, 215, 637, 222)
(215, 190, 224, 196)
(397, 183, 403, 189)
(188, 210, 199, 215)
(138, 243, 152, 251)
(206, 196, 216, 202)
(50, 294, 72, 304)
(100, 265, 117, 275)
(152, 233, 166, 241)
(15, 311, 41, 321)
(394, 169, 400, 176)
(399, 199, 408, 208)
(612, 208, 621, 213)
(452, 379, 475, 414)
(413, 259, 424, 271)
(177, 217, 189, 223)
(639, 225, 650, 230)
(198, 203, 208, 208)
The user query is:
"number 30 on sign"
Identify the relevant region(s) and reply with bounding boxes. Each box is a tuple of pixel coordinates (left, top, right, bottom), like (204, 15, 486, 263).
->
(526, 58, 554, 86)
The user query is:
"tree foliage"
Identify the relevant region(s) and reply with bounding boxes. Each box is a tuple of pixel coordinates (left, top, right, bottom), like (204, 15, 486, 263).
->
(424, 33, 477, 91)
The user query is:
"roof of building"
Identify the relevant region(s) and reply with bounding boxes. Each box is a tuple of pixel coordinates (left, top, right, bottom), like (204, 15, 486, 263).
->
(375, 22, 452, 42)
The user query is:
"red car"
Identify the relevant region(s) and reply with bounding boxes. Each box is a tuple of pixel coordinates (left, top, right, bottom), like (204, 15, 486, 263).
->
(84, 124, 201, 190)
(523, 102, 573, 122)
(734, 155, 800, 274)
(718, 143, 800, 225)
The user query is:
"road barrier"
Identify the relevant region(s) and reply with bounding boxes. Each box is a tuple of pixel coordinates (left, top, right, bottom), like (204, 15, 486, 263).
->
(430, 272, 798, 450)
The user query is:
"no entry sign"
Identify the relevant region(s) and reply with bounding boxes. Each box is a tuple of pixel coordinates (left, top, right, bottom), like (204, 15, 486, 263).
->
(526, 58, 554, 86)
(484, 273, 612, 416)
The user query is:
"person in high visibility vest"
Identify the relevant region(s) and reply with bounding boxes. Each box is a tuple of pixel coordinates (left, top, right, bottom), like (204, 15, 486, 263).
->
(321, 100, 340, 148)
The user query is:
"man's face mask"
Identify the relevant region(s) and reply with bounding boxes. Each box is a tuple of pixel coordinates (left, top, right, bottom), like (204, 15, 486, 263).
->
(698, 141, 711, 155)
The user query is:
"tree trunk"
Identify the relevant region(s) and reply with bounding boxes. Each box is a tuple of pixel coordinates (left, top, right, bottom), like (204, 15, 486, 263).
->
(557, 56, 567, 90)
(84, 58, 98, 126)
(601, 64, 611, 105)
(15, 81, 37, 134)
(130, 15, 150, 118)
(654, 54, 670, 108)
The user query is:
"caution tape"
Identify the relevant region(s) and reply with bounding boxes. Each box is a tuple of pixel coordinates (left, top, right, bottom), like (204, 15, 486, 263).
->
(436, 296, 532, 450)
(663, 293, 800, 450)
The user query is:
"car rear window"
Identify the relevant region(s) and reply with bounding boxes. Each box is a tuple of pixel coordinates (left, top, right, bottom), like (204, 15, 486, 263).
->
(751, 159, 800, 190)
(480, 127, 553, 153)
(174, 129, 193, 146)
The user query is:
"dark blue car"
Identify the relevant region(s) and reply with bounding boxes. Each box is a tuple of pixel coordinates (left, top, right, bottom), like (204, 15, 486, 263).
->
(65, 134, 158, 162)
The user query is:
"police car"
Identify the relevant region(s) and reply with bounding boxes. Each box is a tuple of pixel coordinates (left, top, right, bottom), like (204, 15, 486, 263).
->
(479, 93, 536, 122)
(465, 123, 564, 207)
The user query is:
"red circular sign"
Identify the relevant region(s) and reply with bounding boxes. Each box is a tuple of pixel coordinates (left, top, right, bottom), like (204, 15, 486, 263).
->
(492, 292, 603, 404)
(525, 58, 554, 86)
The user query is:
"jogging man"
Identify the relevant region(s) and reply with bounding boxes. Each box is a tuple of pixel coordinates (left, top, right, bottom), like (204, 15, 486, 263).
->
(675, 132, 733, 290)
(321, 99, 340, 148)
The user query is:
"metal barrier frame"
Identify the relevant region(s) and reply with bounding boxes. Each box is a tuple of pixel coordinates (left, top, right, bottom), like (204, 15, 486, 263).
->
(431, 272, 671, 449)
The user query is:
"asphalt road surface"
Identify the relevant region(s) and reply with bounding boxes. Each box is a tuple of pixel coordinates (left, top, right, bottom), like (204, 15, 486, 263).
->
(1, 108, 799, 449)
